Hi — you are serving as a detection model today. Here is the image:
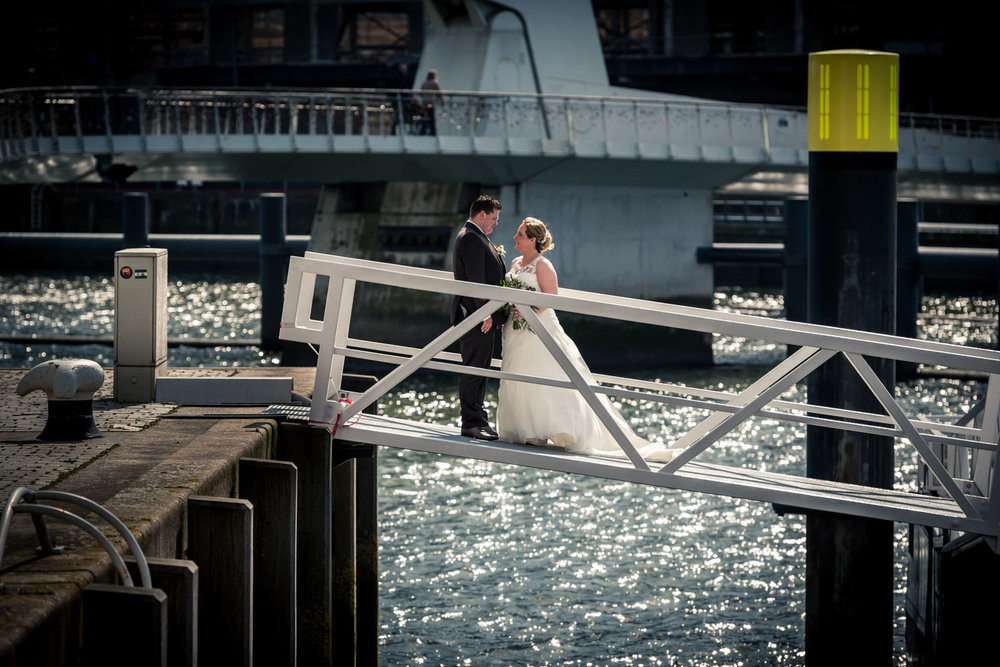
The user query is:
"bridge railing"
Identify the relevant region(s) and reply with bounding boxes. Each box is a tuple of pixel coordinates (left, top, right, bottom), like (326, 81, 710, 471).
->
(279, 251, 1000, 538)
(2, 86, 997, 171)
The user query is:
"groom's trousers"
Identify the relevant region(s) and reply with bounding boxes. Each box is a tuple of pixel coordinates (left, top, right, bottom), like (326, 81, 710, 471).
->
(458, 327, 494, 429)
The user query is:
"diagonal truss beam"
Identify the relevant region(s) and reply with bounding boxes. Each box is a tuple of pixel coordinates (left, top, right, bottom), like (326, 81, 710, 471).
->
(517, 304, 650, 470)
(661, 346, 834, 473)
(844, 352, 981, 519)
(339, 299, 505, 423)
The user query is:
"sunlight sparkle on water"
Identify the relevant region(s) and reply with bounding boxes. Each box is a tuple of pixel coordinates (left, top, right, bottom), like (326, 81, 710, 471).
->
(0, 272, 275, 367)
(2, 275, 993, 665)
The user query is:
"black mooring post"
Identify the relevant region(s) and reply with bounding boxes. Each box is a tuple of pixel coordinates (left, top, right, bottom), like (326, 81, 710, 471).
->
(783, 195, 809, 326)
(896, 199, 922, 379)
(804, 49, 899, 666)
(259, 192, 288, 351)
(123, 192, 150, 248)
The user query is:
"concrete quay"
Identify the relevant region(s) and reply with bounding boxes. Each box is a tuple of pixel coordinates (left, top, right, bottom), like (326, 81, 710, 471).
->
(0, 365, 316, 665)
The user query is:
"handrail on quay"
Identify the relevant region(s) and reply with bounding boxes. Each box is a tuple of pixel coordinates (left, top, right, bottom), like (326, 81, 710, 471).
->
(279, 252, 1000, 549)
(0, 487, 152, 589)
(1, 86, 997, 173)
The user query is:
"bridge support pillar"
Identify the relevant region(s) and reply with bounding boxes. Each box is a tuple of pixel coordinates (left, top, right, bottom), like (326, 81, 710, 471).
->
(804, 49, 899, 666)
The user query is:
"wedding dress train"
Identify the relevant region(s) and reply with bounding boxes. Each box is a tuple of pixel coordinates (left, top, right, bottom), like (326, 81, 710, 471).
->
(495, 256, 678, 463)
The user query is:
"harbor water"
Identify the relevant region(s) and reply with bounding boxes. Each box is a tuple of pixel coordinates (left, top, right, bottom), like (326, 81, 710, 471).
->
(1, 271, 995, 665)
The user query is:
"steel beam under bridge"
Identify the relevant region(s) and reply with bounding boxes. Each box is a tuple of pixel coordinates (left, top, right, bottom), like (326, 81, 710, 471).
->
(0, 149, 758, 190)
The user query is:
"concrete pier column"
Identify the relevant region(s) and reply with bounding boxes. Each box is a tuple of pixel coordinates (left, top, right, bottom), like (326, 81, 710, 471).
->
(122, 192, 150, 248)
(804, 49, 899, 665)
(260, 193, 288, 351)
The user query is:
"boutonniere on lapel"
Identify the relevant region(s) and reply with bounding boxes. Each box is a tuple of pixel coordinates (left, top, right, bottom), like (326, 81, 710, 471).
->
(492, 243, 506, 259)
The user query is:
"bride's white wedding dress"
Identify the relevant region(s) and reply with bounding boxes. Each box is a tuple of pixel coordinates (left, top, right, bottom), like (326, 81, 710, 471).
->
(495, 255, 678, 463)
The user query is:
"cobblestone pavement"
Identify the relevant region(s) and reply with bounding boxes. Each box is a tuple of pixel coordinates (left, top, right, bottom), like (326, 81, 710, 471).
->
(0, 367, 241, 500)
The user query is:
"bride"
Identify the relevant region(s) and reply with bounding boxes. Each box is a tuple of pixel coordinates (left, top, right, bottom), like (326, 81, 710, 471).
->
(495, 217, 679, 463)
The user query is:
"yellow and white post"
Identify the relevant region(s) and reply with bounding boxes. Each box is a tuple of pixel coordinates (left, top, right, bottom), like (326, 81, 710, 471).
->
(804, 49, 899, 665)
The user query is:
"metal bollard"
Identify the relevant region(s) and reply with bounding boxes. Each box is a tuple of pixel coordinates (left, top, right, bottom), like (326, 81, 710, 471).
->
(15, 359, 105, 440)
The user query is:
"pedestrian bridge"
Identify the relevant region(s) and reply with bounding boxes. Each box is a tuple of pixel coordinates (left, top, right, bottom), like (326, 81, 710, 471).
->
(279, 251, 1000, 548)
(1, 87, 998, 189)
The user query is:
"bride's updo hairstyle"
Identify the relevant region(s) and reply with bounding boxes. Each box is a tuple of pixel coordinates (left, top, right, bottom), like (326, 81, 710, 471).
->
(523, 217, 555, 253)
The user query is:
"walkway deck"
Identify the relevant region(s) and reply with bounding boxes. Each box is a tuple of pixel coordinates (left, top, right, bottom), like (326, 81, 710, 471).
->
(337, 413, 974, 533)
(2, 87, 997, 189)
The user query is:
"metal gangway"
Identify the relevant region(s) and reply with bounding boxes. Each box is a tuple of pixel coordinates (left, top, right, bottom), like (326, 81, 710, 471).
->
(280, 251, 1000, 548)
(2, 87, 998, 184)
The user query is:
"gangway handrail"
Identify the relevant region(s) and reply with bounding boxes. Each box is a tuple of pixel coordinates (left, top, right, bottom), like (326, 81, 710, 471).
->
(296, 251, 1000, 371)
(279, 252, 999, 542)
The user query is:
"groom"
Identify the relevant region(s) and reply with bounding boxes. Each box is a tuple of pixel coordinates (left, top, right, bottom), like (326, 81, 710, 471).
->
(451, 194, 508, 440)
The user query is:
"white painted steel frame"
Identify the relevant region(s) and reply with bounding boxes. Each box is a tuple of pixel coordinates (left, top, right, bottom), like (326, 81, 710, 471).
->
(279, 252, 1000, 542)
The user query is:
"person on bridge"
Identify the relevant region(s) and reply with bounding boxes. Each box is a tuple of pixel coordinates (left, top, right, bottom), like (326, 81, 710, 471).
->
(419, 69, 442, 135)
(452, 195, 508, 440)
(496, 217, 679, 463)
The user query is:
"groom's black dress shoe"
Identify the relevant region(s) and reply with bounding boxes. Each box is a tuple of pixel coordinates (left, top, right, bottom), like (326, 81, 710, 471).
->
(462, 426, 499, 441)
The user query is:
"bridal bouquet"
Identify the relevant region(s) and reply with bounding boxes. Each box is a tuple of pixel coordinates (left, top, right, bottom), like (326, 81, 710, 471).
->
(500, 276, 536, 332)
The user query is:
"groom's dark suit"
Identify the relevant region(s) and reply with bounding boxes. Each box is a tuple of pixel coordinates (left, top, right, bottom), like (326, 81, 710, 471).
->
(452, 221, 508, 432)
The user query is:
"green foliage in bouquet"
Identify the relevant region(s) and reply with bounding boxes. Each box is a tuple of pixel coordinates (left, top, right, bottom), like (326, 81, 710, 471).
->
(500, 276, 536, 332)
